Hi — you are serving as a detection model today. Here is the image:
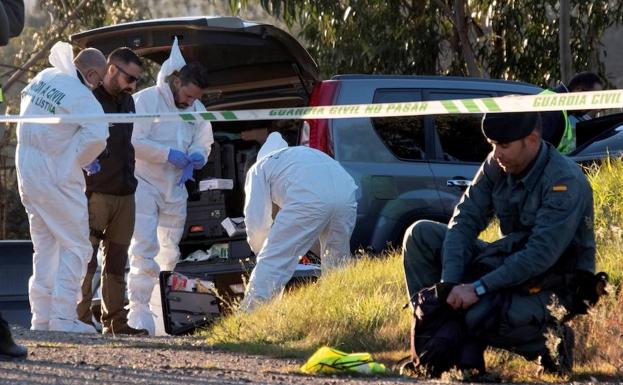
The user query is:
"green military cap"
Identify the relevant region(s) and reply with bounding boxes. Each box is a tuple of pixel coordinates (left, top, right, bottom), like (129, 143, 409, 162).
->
(481, 111, 540, 143)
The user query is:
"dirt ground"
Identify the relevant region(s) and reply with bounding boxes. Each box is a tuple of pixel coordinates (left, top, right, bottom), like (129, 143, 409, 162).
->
(0, 325, 413, 385)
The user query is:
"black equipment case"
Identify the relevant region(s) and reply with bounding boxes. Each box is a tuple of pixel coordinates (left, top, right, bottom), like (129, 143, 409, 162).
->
(159, 255, 254, 335)
(159, 248, 321, 335)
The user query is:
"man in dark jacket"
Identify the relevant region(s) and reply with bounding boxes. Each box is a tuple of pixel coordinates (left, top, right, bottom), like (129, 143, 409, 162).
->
(403, 111, 595, 375)
(76, 47, 147, 335)
(1, 0, 27, 359)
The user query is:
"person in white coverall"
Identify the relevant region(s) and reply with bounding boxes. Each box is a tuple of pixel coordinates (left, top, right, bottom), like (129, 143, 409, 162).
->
(240, 132, 358, 312)
(127, 39, 213, 335)
(16, 42, 108, 333)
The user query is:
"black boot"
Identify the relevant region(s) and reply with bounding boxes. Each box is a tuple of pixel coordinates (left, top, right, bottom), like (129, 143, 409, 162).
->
(0, 313, 27, 359)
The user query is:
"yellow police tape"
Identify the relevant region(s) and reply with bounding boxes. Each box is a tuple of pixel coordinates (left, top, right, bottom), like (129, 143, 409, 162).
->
(300, 346, 387, 375)
(0, 89, 621, 124)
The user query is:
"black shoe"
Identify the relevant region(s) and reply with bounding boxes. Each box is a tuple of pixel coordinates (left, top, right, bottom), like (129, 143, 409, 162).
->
(541, 324, 574, 375)
(0, 314, 27, 359)
(102, 323, 149, 336)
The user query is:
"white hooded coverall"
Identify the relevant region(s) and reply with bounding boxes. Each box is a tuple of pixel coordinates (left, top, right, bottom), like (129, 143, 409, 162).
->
(16, 42, 108, 332)
(127, 39, 213, 335)
(240, 133, 358, 312)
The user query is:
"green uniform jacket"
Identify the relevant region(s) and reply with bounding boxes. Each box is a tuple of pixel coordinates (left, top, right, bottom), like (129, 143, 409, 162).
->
(441, 142, 595, 292)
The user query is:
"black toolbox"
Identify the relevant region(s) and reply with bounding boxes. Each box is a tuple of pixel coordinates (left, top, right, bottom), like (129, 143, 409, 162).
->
(181, 190, 228, 241)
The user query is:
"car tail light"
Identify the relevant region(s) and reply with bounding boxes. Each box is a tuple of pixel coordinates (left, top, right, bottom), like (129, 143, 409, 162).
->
(306, 80, 340, 156)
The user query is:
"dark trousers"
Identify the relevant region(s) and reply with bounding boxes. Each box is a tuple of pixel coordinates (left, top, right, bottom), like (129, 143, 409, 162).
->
(77, 193, 135, 329)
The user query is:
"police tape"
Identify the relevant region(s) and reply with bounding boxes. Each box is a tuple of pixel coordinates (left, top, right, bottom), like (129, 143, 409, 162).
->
(0, 89, 622, 124)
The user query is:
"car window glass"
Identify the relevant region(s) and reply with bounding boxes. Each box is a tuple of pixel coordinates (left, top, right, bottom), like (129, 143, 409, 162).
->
(334, 118, 397, 163)
(428, 91, 492, 163)
(371, 90, 425, 161)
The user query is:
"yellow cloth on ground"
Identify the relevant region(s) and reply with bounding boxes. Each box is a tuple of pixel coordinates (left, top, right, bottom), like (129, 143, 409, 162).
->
(300, 346, 387, 375)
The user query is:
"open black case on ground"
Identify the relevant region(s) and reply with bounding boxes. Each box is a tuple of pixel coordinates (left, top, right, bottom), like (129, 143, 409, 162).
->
(160, 255, 321, 335)
(159, 250, 255, 335)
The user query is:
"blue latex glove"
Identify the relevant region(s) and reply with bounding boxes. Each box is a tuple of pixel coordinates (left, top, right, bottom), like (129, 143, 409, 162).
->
(177, 162, 195, 186)
(83, 159, 101, 176)
(188, 152, 205, 170)
(167, 149, 189, 169)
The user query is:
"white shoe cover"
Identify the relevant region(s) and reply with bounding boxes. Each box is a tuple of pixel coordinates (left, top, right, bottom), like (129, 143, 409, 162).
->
(49, 319, 98, 333)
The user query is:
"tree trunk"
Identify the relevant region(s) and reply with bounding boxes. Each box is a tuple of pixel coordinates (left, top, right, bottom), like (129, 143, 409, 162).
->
(559, 0, 573, 84)
(452, 0, 482, 77)
(434, 0, 487, 78)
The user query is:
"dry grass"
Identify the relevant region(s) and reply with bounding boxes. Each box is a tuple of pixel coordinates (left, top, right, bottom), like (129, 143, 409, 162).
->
(203, 250, 411, 358)
(202, 158, 623, 382)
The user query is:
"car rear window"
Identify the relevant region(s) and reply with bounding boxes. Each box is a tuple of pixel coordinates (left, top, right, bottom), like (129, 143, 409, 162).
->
(427, 91, 493, 163)
(371, 90, 426, 161)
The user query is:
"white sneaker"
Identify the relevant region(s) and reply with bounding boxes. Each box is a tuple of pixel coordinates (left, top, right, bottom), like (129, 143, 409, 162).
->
(49, 319, 98, 333)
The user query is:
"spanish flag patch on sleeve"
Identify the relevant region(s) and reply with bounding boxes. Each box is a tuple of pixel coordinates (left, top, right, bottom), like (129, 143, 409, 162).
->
(552, 184, 568, 192)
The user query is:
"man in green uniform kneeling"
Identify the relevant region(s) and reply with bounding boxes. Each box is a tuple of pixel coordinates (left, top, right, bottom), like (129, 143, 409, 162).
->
(402, 111, 596, 374)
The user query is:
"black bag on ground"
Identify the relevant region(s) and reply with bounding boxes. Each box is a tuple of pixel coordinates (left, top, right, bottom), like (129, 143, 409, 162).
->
(408, 283, 489, 377)
(567, 270, 608, 318)
(410, 284, 477, 377)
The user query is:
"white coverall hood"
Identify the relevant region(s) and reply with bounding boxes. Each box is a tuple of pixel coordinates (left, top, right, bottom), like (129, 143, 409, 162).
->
(48, 41, 77, 76)
(156, 37, 186, 109)
(257, 132, 288, 161)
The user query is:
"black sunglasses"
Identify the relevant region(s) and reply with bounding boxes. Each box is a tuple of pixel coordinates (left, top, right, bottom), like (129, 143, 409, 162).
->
(114, 63, 141, 84)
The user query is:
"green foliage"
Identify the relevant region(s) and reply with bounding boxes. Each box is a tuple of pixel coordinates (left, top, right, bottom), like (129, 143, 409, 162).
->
(233, 0, 623, 85)
(471, 1, 560, 84)
(235, 1, 449, 77)
(0, 0, 149, 109)
(474, 1, 623, 84)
